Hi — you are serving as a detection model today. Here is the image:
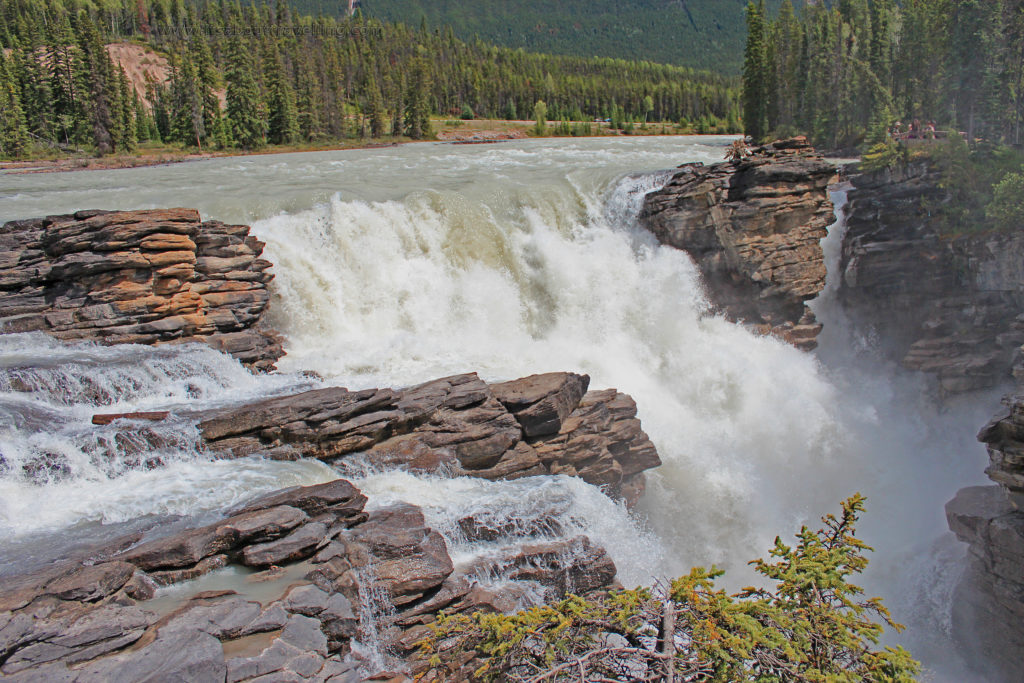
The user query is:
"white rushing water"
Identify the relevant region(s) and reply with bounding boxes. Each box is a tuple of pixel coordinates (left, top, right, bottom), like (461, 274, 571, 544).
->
(0, 137, 1004, 678)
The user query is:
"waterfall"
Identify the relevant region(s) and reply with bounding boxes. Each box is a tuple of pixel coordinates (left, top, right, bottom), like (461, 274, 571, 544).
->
(0, 138, 1001, 678)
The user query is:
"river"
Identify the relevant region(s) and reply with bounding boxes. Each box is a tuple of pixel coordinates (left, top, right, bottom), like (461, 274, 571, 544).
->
(0, 136, 1005, 679)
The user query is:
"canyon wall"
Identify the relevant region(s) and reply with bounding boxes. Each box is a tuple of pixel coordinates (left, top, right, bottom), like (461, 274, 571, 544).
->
(640, 137, 836, 350)
(946, 401, 1024, 679)
(838, 160, 1024, 679)
(841, 163, 1024, 394)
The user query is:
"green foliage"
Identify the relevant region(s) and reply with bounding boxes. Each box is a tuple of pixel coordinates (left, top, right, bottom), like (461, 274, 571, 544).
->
(403, 54, 432, 140)
(356, 0, 788, 74)
(224, 33, 264, 150)
(532, 99, 547, 136)
(861, 141, 903, 172)
(0, 0, 742, 160)
(743, 1, 769, 141)
(926, 136, 1024, 233)
(0, 51, 30, 158)
(419, 496, 919, 682)
(986, 171, 1024, 228)
(745, 0, 1024, 150)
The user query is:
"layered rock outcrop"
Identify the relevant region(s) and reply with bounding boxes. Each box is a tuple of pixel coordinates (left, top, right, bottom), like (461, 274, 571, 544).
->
(0, 478, 619, 682)
(0, 209, 283, 371)
(841, 163, 1024, 394)
(640, 137, 836, 350)
(189, 371, 659, 504)
(0, 208, 664, 680)
(946, 393, 1024, 679)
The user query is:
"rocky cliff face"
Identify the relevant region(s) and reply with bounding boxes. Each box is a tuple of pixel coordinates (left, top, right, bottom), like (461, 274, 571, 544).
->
(946, 397, 1024, 679)
(0, 209, 283, 371)
(841, 163, 1024, 394)
(640, 137, 837, 350)
(0, 478, 619, 682)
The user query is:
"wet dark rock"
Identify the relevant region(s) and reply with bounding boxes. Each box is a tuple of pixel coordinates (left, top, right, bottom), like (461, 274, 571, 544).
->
(946, 485, 1024, 679)
(533, 388, 661, 496)
(841, 162, 1024, 394)
(117, 506, 308, 571)
(43, 561, 136, 602)
(0, 475, 630, 681)
(197, 372, 660, 500)
(79, 627, 227, 683)
(491, 372, 590, 437)
(236, 480, 368, 520)
(148, 555, 228, 587)
(341, 504, 454, 607)
(241, 522, 332, 568)
(0, 601, 155, 675)
(480, 536, 617, 597)
(640, 138, 835, 350)
(0, 209, 283, 371)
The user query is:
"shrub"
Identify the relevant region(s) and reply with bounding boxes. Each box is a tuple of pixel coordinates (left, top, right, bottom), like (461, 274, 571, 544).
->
(418, 495, 918, 682)
(986, 171, 1024, 228)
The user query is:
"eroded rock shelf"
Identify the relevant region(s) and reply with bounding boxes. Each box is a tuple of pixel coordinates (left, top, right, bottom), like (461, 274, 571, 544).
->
(0, 209, 284, 371)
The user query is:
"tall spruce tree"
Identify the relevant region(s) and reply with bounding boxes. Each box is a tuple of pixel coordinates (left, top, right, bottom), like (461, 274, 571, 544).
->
(404, 54, 431, 139)
(225, 33, 265, 149)
(742, 0, 769, 141)
(264, 41, 299, 145)
(0, 50, 30, 158)
(75, 12, 116, 154)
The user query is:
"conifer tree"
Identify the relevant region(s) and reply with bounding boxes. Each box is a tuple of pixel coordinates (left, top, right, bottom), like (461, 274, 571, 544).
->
(742, 0, 768, 141)
(117, 67, 136, 152)
(295, 53, 322, 141)
(15, 34, 54, 142)
(366, 70, 386, 138)
(225, 33, 265, 149)
(75, 12, 115, 154)
(265, 41, 299, 145)
(404, 54, 431, 139)
(48, 12, 83, 147)
(192, 34, 227, 149)
(0, 50, 30, 158)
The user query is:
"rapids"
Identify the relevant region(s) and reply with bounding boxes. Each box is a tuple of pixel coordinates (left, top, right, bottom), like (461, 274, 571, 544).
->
(0, 136, 1005, 679)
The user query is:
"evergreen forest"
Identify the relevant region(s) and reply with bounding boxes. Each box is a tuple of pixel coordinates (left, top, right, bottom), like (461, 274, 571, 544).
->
(742, 0, 1024, 150)
(354, 0, 790, 75)
(0, 0, 741, 159)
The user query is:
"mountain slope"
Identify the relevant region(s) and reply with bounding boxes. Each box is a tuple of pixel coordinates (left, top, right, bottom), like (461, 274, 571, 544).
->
(289, 0, 792, 74)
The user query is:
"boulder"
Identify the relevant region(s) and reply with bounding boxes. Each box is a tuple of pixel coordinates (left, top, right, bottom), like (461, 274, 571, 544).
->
(117, 506, 308, 571)
(491, 372, 590, 437)
(340, 504, 454, 606)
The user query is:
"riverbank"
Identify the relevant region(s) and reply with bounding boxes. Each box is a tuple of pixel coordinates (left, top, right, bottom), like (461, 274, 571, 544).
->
(0, 120, 724, 175)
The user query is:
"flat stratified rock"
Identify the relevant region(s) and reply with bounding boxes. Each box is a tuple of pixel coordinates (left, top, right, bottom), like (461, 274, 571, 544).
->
(196, 372, 660, 500)
(491, 372, 590, 437)
(0, 478, 621, 682)
(0, 209, 283, 371)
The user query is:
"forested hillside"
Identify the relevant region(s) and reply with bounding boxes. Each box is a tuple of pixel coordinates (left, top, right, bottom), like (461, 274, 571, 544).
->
(742, 0, 1024, 151)
(313, 0, 790, 74)
(0, 0, 740, 159)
